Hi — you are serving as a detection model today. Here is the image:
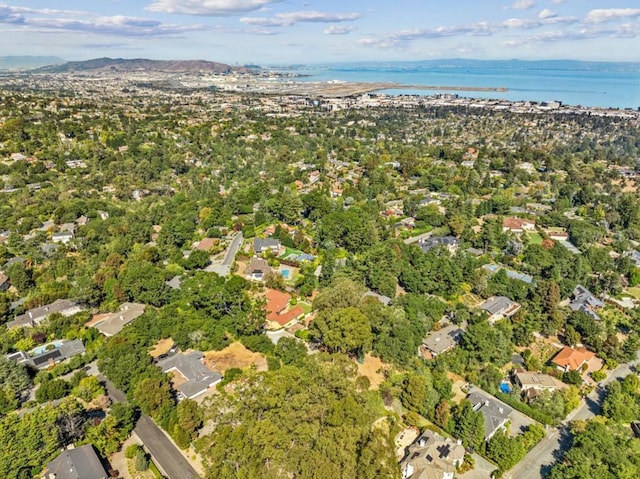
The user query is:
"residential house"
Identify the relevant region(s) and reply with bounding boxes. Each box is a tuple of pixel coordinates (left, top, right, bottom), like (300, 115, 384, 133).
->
(246, 258, 272, 281)
(482, 263, 535, 285)
(419, 197, 440, 208)
(308, 170, 321, 184)
(195, 237, 217, 252)
(166, 275, 182, 290)
(468, 389, 514, 441)
(551, 346, 596, 373)
(45, 444, 108, 479)
(480, 296, 521, 323)
(264, 288, 305, 329)
(59, 223, 76, 234)
(421, 324, 465, 358)
(131, 189, 150, 201)
(516, 162, 535, 173)
(545, 229, 569, 241)
(513, 370, 567, 400)
(7, 299, 84, 328)
(502, 218, 536, 234)
(525, 203, 552, 214)
(90, 302, 146, 337)
(625, 250, 640, 267)
(52, 231, 74, 244)
(465, 248, 484, 257)
(253, 238, 282, 255)
(400, 430, 465, 479)
(418, 236, 460, 254)
(157, 351, 222, 400)
(0, 272, 9, 291)
(397, 217, 416, 229)
(8, 339, 85, 370)
(569, 285, 604, 321)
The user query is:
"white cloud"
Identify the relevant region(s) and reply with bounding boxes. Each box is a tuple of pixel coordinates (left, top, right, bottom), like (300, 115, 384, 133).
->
(358, 22, 501, 49)
(146, 0, 284, 16)
(241, 10, 360, 28)
(277, 11, 360, 23)
(502, 22, 640, 47)
(550, 0, 567, 4)
(0, 4, 205, 37)
(539, 9, 556, 20)
(323, 25, 355, 35)
(239, 16, 287, 26)
(585, 8, 640, 24)
(512, 0, 536, 10)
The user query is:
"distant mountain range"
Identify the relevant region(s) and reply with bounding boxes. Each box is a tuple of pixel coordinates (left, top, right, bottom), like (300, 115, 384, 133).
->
(35, 57, 253, 74)
(0, 56, 65, 71)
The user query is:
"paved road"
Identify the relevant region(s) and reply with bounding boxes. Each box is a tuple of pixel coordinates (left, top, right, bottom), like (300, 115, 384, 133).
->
(222, 231, 243, 266)
(205, 231, 243, 276)
(504, 353, 640, 479)
(136, 415, 199, 479)
(101, 376, 199, 479)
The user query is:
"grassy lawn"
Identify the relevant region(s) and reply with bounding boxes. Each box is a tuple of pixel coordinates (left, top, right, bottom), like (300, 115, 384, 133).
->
(298, 302, 313, 314)
(625, 287, 640, 299)
(528, 232, 543, 245)
(282, 247, 303, 259)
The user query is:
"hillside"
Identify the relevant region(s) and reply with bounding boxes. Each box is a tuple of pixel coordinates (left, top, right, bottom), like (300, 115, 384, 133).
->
(36, 57, 253, 74)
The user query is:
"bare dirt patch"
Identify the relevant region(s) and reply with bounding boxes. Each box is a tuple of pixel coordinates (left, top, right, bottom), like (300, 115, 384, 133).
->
(447, 372, 468, 403)
(356, 353, 388, 390)
(149, 338, 174, 358)
(204, 342, 268, 373)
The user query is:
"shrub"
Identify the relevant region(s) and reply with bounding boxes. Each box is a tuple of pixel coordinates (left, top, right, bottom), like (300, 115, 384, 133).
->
(135, 450, 149, 471)
(125, 444, 140, 459)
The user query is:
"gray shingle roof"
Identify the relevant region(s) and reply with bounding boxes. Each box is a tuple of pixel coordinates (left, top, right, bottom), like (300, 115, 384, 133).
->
(93, 302, 146, 336)
(8, 299, 83, 328)
(422, 324, 464, 355)
(418, 235, 459, 253)
(46, 444, 107, 479)
(254, 238, 281, 253)
(157, 351, 222, 399)
(468, 389, 514, 440)
(480, 296, 516, 316)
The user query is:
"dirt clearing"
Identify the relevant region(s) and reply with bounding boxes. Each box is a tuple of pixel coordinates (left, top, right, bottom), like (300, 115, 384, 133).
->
(357, 353, 388, 390)
(204, 342, 268, 373)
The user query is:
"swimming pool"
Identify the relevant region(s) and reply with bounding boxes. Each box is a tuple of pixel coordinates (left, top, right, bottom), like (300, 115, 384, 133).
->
(31, 340, 64, 355)
(499, 381, 512, 394)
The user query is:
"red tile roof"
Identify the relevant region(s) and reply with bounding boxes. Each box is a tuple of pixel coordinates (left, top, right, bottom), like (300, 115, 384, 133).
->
(264, 289, 304, 327)
(196, 238, 217, 251)
(268, 306, 304, 327)
(265, 289, 291, 315)
(551, 347, 595, 371)
(503, 218, 535, 230)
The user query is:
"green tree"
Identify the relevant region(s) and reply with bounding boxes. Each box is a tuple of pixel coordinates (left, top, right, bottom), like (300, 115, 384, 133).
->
(177, 398, 204, 439)
(133, 377, 175, 423)
(454, 400, 485, 451)
(313, 307, 372, 356)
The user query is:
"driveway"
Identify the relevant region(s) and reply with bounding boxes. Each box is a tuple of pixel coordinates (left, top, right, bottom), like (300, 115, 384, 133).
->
(205, 231, 243, 276)
(101, 376, 200, 479)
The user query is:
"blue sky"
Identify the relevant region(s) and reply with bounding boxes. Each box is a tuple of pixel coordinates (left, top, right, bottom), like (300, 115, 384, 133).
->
(1, 1, 639, 63)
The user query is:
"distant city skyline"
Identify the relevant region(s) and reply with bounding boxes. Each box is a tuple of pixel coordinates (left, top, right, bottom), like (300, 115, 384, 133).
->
(0, 1, 639, 64)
